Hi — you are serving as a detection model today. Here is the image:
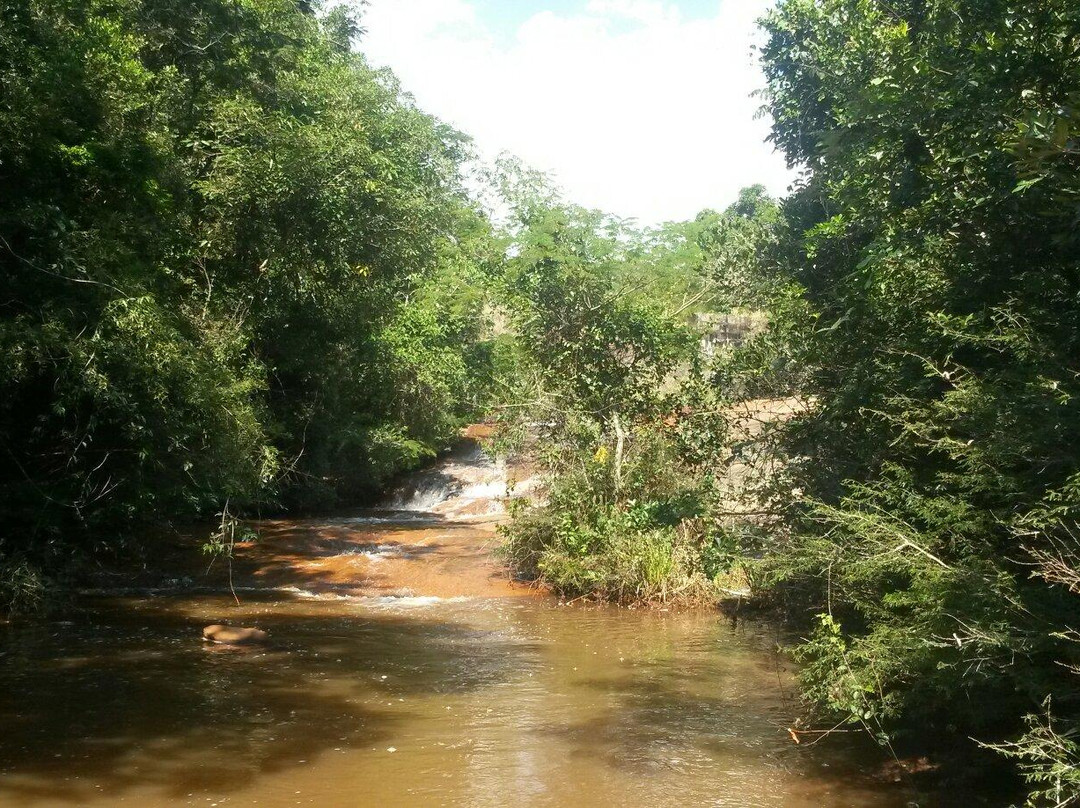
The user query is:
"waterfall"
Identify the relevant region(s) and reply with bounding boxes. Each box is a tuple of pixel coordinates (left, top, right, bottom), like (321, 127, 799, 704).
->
(384, 442, 510, 518)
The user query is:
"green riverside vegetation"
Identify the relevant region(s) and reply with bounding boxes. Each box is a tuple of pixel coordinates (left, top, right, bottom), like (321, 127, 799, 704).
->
(2, 0, 1079, 803)
(1, 0, 501, 607)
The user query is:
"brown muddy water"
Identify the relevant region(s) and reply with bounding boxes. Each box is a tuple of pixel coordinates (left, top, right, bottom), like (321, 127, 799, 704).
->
(0, 446, 998, 807)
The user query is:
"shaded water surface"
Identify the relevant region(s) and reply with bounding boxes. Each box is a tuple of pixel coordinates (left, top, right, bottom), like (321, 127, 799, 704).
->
(0, 448, 994, 806)
(4, 594, 929, 808)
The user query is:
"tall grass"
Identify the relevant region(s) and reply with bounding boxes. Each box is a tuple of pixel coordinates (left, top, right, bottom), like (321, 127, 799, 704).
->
(500, 420, 724, 605)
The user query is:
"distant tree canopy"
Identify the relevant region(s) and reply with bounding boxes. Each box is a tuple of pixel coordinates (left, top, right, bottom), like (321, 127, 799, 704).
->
(0, 0, 498, 585)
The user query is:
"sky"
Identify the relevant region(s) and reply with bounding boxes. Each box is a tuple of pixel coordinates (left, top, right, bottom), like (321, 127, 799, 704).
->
(360, 0, 795, 226)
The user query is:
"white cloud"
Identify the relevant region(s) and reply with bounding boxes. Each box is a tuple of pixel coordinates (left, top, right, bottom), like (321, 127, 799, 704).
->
(584, 0, 680, 26)
(361, 0, 794, 225)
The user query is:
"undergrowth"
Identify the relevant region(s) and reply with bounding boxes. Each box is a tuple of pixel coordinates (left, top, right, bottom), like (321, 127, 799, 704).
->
(500, 417, 735, 605)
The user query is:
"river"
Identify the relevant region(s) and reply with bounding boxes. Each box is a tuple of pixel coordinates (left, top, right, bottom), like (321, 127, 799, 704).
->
(0, 444, 989, 807)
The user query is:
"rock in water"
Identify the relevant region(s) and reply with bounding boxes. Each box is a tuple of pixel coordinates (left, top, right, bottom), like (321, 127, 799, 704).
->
(202, 624, 268, 645)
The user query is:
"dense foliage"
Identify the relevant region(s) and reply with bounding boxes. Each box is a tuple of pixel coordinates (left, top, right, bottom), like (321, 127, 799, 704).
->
(0, 0, 497, 607)
(737, 0, 1080, 798)
(499, 1, 1080, 799)
(495, 166, 755, 603)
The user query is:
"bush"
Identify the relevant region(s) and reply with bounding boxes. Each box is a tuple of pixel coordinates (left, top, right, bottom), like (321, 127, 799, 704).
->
(501, 418, 721, 604)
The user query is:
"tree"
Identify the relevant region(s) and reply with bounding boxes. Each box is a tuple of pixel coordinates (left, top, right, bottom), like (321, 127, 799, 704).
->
(752, 0, 1080, 794)
(0, 0, 499, 605)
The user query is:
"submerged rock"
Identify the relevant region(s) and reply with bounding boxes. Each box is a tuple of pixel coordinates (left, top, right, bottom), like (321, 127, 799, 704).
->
(202, 624, 268, 645)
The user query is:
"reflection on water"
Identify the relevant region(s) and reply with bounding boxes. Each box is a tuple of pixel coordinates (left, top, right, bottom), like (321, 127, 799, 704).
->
(0, 441, 1002, 808)
(1, 591, 971, 808)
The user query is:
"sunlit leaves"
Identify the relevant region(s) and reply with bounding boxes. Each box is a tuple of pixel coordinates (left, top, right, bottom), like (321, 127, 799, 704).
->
(755, 0, 1080, 787)
(0, 0, 498, 571)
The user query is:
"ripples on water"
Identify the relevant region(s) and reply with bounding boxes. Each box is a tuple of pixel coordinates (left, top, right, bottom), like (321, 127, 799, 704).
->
(0, 445, 995, 807)
(1, 591, 958, 808)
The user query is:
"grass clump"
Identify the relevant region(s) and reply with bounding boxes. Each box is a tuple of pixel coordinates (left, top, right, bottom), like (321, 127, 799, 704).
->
(0, 558, 52, 618)
(501, 418, 724, 605)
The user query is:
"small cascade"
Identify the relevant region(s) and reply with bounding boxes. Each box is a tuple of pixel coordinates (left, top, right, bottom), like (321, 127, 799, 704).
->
(383, 441, 510, 518)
